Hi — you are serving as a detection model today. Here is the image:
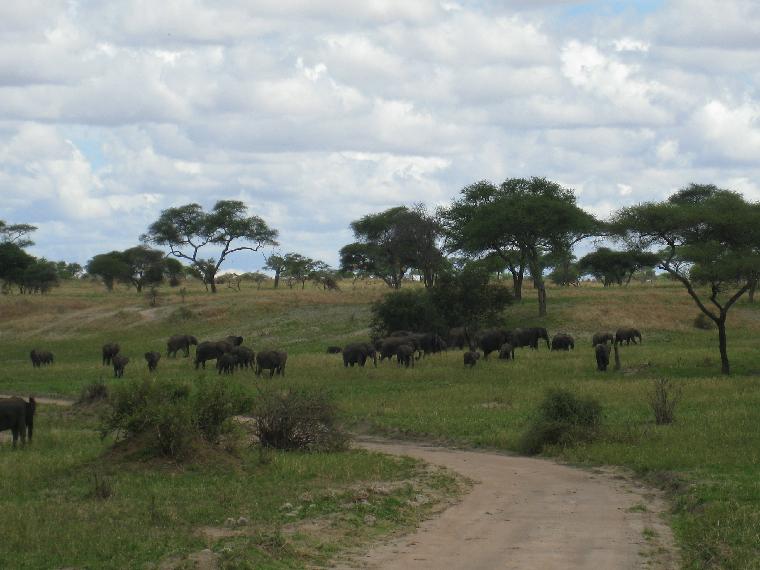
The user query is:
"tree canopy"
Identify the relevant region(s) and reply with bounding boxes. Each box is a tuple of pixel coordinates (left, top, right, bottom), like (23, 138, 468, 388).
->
(611, 183, 760, 374)
(441, 177, 599, 315)
(0, 220, 37, 248)
(578, 248, 659, 286)
(142, 200, 278, 293)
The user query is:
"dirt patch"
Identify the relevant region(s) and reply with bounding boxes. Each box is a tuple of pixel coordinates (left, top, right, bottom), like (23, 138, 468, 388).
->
(336, 438, 679, 570)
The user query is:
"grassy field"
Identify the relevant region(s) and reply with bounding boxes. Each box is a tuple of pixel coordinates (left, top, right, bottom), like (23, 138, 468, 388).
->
(2, 279, 760, 568)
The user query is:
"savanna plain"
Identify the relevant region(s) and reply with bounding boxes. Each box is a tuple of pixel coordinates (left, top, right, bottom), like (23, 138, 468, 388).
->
(1, 279, 759, 569)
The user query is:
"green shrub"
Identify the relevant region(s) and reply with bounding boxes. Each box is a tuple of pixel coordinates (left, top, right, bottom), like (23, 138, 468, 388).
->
(77, 380, 109, 405)
(518, 389, 602, 456)
(100, 378, 247, 459)
(252, 388, 349, 452)
(693, 312, 715, 330)
(649, 378, 682, 425)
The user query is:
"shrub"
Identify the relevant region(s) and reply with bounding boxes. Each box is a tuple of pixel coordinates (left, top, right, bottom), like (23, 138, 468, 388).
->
(693, 312, 715, 330)
(650, 378, 681, 425)
(252, 388, 349, 452)
(518, 389, 602, 456)
(370, 289, 443, 337)
(100, 378, 246, 459)
(78, 380, 109, 405)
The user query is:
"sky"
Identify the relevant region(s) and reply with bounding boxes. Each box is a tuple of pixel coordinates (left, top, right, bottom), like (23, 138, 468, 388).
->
(1, 0, 759, 271)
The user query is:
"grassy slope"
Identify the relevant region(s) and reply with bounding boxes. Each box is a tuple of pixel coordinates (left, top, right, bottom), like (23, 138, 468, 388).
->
(2, 279, 760, 568)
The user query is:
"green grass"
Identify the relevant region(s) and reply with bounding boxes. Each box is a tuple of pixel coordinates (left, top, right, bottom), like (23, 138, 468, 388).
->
(3, 279, 760, 568)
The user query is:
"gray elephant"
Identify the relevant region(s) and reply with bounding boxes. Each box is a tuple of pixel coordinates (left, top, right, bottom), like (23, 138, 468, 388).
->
(326, 346, 342, 354)
(498, 343, 515, 360)
(379, 336, 421, 362)
(217, 353, 239, 375)
(512, 327, 550, 350)
(194, 340, 229, 369)
(231, 346, 255, 369)
(595, 344, 611, 371)
(0, 396, 35, 447)
(591, 332, 614, 347)
(412, 333, 447, 357)
(30, 349, 54, 367)
(144, 351, 161, 372)
(256, 350, 287, 377)
(551, 334, 575, 351)
(167, 334, 198, 357)
(464, 350, 481, 368)
(102, 343, 120, 365)
(475, 328, 511, 359)
(396, 344, 415, 368)
(112, 354, 129, 378)
(448, 327, 471, 350)
(225, 335, 244, 347)
(615, 328, 642, 345)
(342, 342, 377, 367)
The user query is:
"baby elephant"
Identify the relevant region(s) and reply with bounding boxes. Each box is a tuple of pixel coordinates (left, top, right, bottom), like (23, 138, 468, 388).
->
(591, 332, 614, 347)
(217, 353, 238, 375)
(326, 346, 342, 354)
(551, 334, 575, 351)
(464, 350, 481, 368)
(112, 355, 129, 378)
(102, 343, 120, 366)
(30, 349, 54, 367)
(595, 344, 611, 372)
(256, 350, 287, 377)
(144, 351, 161, 372)
(498, 343, 515, 360)
(396, 344, 415, 368)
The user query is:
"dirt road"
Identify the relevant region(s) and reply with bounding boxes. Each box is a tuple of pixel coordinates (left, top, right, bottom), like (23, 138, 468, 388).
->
(341, 439, 677, 570)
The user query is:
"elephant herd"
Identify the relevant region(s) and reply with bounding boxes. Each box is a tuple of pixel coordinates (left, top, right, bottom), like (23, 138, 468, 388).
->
(27, 334, 288, 379)
(330, 326, 642, 372)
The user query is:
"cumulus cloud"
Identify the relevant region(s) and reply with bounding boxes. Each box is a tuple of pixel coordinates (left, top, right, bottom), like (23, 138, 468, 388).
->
(1, 1, 759, 269)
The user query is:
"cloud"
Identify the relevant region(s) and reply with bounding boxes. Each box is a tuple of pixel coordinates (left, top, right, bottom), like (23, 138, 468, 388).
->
(1, 0, 759, 269)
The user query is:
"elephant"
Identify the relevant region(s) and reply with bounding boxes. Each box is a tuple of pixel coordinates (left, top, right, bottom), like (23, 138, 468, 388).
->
(231, 346, 255, 369)
(615, 328, 642, 346)
(225, 335, 244, 347)
(144, 351, 161, 372)
(194, 340, 230, 369)
(326, 346, 342, 354)
(342, 342, 377, 367)
(498, 343, 515, 360)
(512, 327, 550, 350)
(379, 336, 421, 362)
(256, 350, 287, 377)
(0, 396, 35, 447)
(464, 350, 481, 368)
(30, 349, 54, 367)
(448, 327, 471, 350)
(112, 355, 129, 378)
(595, 344, 611, 371)
(102, 343, 120, 366)
(412, 333, 447, 357)
(551, 334, 575, 351)
(217, 353, 239, 375)
(475, 328, 511, 359)
(591, 332, 614, 347)
(396, 344, 415, 368)
(167, 334, 198, 358)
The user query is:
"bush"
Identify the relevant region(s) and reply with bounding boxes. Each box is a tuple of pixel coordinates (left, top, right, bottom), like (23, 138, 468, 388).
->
(252, 388, 349, 452)
(370, 289, 443, 337)
(78, 380, 109, 405)
(650, 378, 681, 425)
(518, 389, 602, 456)
(693, 312, 715, 330)
(100, 378, 248, 459)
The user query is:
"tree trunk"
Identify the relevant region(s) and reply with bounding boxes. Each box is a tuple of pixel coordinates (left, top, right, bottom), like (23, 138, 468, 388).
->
(717, 315, 730, 375)
(273, 270, 281, 289)
(749, 280, 756, 303)
(613, 344, 620, 371)
(536, 278, 547, 316)
(513, 269, 523, 300)
(208, 272, 217, 293)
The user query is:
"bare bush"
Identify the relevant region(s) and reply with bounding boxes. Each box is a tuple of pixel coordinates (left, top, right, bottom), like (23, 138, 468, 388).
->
(649, 378, 681, 425)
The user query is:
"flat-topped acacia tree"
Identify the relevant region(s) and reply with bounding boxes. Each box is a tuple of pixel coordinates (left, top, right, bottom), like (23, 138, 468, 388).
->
(142, 200, 278, 293)
(612, 184, 760, 375)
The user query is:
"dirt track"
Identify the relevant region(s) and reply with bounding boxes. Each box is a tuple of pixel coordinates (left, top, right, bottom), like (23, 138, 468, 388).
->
(340, 439, 677, 570)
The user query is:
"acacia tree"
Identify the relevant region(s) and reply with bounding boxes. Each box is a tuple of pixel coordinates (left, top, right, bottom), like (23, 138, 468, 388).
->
(578, 248, 659, 286)
(340, 206, 444, 289)
(0, 220, 37, 248)
(263, 253, 287, 289)
(281, 253, 316, 289)
(612, 184, 760, 375)
(441, 177, 598, 316)
(122, 246, 166, 292)
(142, 200, 278, 293)
(86, 251, 131, 291)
